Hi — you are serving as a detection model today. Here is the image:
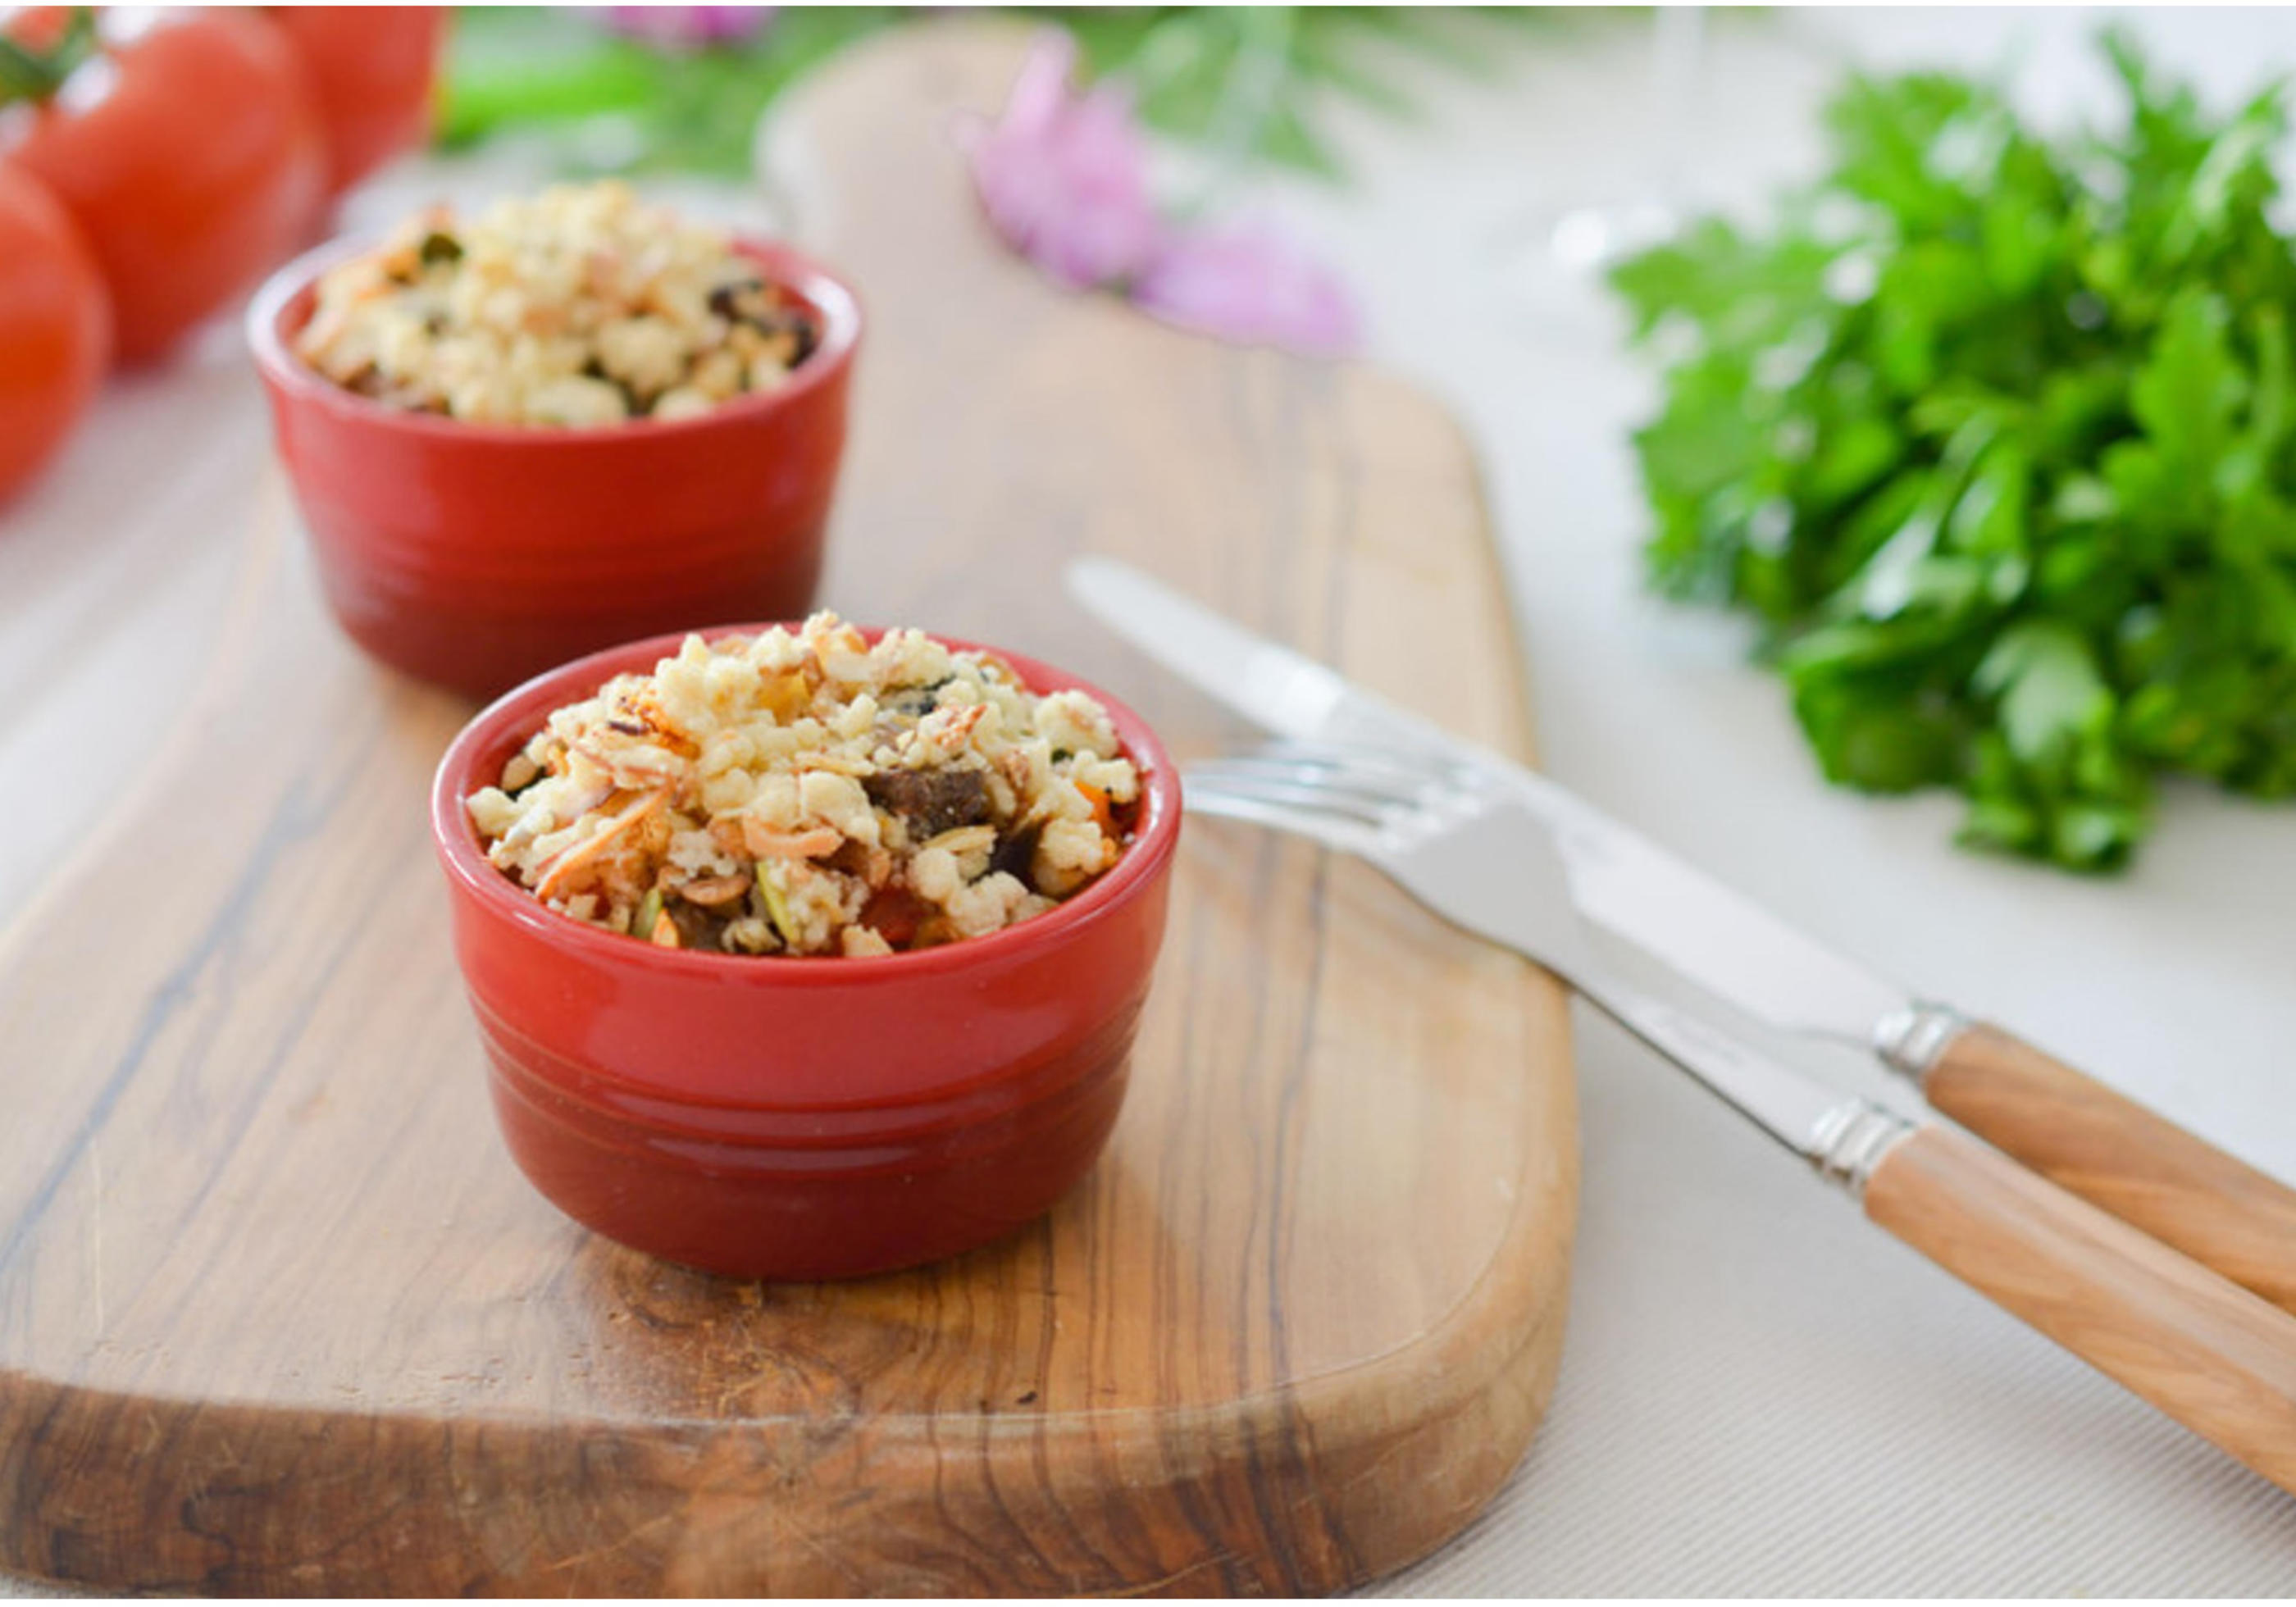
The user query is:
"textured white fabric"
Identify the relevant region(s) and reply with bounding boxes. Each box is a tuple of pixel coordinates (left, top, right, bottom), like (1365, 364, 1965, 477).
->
(4, 10, 2294, 1597)
(1326, 9, 2296, 1595)
(1373, 1013, 2296, 1596)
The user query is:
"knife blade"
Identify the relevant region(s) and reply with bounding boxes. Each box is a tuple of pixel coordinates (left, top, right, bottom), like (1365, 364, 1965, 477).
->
(1068, 556, 2296, 1318)
(1068, 556, 1909, 1049)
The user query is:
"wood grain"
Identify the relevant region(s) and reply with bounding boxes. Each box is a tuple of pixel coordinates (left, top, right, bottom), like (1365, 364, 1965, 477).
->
(0, 23, 1577, 1596)
(1925, 1023, 2296, 1318)
(1864, 1126, 2296, 1497)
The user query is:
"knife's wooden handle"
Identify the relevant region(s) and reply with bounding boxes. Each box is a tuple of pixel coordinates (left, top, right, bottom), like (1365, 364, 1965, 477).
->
(1917, 1022, 2296, 1318)
(1864, 1125, 2296, 1495)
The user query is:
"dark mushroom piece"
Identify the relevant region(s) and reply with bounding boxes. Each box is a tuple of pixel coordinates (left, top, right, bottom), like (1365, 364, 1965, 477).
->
(664, 897, 736, 953)
(988, 820, 1045, 892)
(708, 278, 818, 366)
(707, 279, 761, 320)
(864, 766, 992, 841)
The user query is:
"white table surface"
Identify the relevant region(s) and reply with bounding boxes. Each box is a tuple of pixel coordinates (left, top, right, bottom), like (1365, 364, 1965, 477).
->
(3, 7, 2293, 1596)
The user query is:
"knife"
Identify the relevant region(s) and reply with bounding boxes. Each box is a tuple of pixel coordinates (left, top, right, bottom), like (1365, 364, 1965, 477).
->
(1068, 557, 2296, 1318)
(1176, 749, 2296, 1497)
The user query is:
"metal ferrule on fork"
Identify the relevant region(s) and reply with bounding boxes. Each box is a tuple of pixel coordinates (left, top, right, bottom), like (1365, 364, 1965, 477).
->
(1807, 1102, 1915, 1195)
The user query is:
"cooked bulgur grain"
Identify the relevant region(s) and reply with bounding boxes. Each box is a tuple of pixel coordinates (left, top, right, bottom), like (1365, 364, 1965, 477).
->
(467, 614, 1142, 957)
(294, 182, 815, 426)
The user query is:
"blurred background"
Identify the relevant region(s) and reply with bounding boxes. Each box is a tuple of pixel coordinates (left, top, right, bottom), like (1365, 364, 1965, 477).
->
(4, 6, 2295, 1594)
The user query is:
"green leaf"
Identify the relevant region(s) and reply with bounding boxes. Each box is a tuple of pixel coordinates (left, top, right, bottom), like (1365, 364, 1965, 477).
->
(1611, 29, 2296, 871)
(1974, 621, 2113, 763)
(2130, 289, 2242, 484)
(1792, 676, 1966, 792)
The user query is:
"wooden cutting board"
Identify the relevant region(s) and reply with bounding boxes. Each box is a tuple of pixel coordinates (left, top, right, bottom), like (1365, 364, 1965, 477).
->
(0, 24, 1576, 1596)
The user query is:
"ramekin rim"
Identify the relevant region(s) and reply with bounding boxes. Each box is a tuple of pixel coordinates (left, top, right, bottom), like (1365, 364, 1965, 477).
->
(245, 229, 863, 444)
(430, 621, 1183, 985)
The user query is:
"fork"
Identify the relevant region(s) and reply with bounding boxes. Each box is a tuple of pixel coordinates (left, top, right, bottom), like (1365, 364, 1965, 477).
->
(1184, 739, 2296, 1495)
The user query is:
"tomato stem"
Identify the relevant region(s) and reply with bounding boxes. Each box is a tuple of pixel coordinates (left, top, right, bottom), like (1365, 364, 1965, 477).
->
(0, 7, 98, 106)
(0, 41, 52, 101)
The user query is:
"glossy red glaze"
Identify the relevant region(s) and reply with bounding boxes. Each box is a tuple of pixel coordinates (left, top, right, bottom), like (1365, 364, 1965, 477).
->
(248, 236, 860, 701)
(430, 627, 1182, 1280)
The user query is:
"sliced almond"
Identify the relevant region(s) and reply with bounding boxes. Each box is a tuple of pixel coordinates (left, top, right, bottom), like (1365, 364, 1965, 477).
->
(922, 824, 996, 858)
(676, 872, 753, 908)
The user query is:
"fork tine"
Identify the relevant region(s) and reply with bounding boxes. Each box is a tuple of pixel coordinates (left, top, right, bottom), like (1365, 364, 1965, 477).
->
(1264, 742, 1419, 780)
(1182, 776, 1384, 853)
(1185, 731, 1494, 857)
(1254, 737, 1486, 800)
(1259, 738, 1443, 785)
(1192, 747, 1428, 806)
(1184, 761, 1403, 823)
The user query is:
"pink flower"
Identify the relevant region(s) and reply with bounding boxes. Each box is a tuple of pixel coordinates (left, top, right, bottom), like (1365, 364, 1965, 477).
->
(1134, 226, 1361, 357)
(603, 7, 776, 51)
(961, 31, 1162, 291)
(963, 31, 1361, 357)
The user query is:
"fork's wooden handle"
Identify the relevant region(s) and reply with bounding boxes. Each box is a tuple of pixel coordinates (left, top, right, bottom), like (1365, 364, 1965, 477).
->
(1916, 1022, 2296, 1318)
(1864, 1125, 2296, 1495)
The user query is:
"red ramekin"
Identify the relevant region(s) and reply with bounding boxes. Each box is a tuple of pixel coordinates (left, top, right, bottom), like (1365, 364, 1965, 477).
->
(430, 626, 1182, 1280)
(248, 235, 861, 700)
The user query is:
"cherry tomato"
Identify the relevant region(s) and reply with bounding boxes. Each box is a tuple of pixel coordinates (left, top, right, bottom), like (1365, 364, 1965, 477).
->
(266, 7, 446, 197)
(0, 162, 107, 508)
(2, 8, 327, 364)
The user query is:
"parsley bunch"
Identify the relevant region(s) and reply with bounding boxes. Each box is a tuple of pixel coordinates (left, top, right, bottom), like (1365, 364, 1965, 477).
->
(1613, 36, 2296, 872)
